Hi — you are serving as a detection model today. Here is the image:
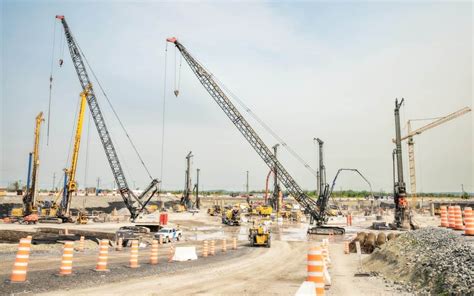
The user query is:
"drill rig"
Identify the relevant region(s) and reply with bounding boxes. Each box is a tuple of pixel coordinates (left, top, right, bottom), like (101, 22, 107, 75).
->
(22, 112, 45, 217)
(56, 15, 159, 221)
(166, 37, 344, 234)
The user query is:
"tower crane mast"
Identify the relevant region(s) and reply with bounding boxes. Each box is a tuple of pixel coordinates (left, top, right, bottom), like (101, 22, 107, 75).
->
(167, 37, 343, 234)
(56, 15, 159, 221)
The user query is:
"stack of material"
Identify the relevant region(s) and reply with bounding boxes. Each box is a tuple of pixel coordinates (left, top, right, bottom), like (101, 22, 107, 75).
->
(365, 227, 474, 295)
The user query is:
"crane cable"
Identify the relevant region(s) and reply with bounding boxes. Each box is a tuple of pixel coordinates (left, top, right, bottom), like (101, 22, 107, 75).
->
(46, 20, 57, 146)
(159, 43, 169, 189)
(75, 43, 153, 181)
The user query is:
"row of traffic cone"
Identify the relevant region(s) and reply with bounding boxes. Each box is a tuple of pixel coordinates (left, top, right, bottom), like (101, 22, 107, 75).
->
(10, 236, 240, 282)
(439, 206, 474, 235)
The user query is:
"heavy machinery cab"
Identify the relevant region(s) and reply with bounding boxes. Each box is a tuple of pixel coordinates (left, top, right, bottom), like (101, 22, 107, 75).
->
(249, 224, 271, 248)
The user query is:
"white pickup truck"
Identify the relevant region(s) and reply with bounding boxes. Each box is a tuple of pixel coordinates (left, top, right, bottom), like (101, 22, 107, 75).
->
(154, 227, 182, 243)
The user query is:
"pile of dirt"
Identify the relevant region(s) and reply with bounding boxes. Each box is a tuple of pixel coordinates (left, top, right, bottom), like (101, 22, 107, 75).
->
(364, 227, 473, 295)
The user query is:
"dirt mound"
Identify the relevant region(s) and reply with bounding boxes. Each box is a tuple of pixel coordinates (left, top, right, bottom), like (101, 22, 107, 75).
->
(364, 227, 473, 295)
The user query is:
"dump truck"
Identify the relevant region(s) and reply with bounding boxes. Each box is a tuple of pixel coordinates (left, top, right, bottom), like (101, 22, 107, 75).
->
(249, 224, 271, 247)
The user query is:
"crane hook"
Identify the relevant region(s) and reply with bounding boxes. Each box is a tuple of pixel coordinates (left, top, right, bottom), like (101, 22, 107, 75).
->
(174, 90, 179, 97)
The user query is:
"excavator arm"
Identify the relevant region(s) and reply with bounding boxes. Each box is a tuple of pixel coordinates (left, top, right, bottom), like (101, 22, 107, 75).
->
(57, 15, 159, 221)
(167, 38, 339, 232)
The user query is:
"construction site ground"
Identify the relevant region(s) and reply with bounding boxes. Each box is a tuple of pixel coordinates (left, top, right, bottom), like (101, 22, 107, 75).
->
(1, 195, 473, 295)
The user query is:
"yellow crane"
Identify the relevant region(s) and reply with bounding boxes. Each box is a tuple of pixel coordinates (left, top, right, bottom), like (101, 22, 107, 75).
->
(395, 106, 471, 207)
(54, 85, 90, 222)
(22, 112, 44, 217)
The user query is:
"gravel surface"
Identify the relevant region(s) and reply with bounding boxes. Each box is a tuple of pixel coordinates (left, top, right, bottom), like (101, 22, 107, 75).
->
(365, 227, 474, 295)
(1, 247, 251, 295)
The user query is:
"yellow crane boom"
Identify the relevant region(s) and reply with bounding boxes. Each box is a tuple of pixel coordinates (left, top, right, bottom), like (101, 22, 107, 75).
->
(59, 86, 90, 219)
(23, 112, 44, 215)
(393, 106, 471, 207)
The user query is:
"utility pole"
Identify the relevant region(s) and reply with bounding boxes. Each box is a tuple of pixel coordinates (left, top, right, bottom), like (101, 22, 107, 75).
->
(195, 168, 200, 209)
(272, 144, 280, 212)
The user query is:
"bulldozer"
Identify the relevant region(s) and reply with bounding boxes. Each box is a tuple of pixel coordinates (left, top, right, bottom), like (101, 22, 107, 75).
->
(248, 223, 271, 247)
(222, 207, 241, 226)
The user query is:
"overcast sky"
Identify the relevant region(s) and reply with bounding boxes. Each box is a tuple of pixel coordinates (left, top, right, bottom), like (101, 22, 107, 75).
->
(1, 1, 472, 193)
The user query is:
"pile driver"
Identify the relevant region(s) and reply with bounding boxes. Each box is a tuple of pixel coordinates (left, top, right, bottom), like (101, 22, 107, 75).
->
(56, 15, 159, 221)
(166, 37, 344, 234)
(22, 112, 44, 217)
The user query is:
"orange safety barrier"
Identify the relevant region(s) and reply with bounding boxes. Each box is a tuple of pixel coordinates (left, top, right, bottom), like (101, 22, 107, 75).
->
(346, 214, 352, 226)
(116, 237, 123, 251)
(343, 241, 349, 254)
(307, 246, 325, 296)
(159, 235, 163, 245)
(59, 241, 74, 276)
(95, 239, 110, 272)
(232, 237, 237, 250)
(448, 206, 455, 228)
(10, 237, 32, 282)
(202, 241, 208, 257)
(150, 239, 159, 265)
(129, 240, 140, 268)
(210, 240, 215, 256)
(222, 239, 227, 253)
(168, 244, 175, 262)
(454, 206, 464, 231)
(439, 206, 448, 227)
(464, 207, 474, 236)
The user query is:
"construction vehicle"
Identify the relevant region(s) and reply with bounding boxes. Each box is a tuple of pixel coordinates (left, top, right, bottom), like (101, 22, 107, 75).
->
(207, 204, 222, 216)
(393, 106, 471, 208)
(167, 37, 345, 234)
(391, 98, 412, 230)
(256, 205, 273, 216)
(13, 112, 45, 223)
(249, 223, 271, 247)
(222, 207, 241, 226)
(56, 15, 159, 222)
(39, 86, 91, 223)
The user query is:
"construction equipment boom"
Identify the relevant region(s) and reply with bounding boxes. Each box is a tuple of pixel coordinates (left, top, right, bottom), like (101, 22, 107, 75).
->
(56, 15, 159, 221)
(58, 86, 90, 220)
(167, 37, 342, 234)
(393, 106, 471, 207)
(23, 112, 44, 216)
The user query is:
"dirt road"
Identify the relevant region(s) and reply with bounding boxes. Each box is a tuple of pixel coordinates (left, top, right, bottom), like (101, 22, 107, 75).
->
(40, 240, 405, 296)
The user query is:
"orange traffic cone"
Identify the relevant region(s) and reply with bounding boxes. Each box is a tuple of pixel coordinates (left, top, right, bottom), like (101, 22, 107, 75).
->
(10, 237, 32, 282)
(439, 206, 448, 227)
(307, 246, 325, 296)
(232, 237, 237, 250)
(168, 244, 175, 262)
(343, 241, 349, 254)
(116, 237, 123, 251)
(222, 239, 227, 253)
(210, 240, 215, 256)
(454, 206, 464, 231)
(59, 241, 74, 276)
(95, 239, 109, 272)
(129, 240, 140, 268)
(202, 241, 208, 257)
(448, 206, 455, 228)
(464, 207, 474, 236)
(150, 239, 158, 265)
